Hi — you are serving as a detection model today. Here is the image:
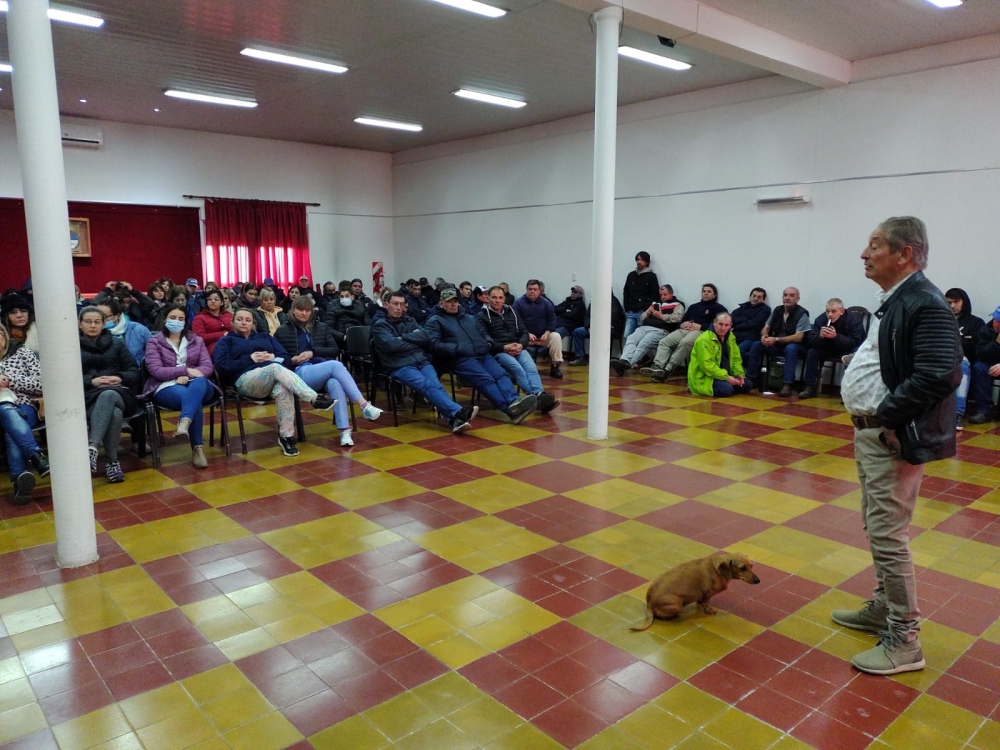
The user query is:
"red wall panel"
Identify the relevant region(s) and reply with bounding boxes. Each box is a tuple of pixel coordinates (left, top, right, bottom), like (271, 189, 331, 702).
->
(0, 199, 201, 295)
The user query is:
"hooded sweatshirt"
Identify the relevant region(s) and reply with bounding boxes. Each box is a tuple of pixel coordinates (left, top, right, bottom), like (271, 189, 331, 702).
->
(948, 288, 985, 362)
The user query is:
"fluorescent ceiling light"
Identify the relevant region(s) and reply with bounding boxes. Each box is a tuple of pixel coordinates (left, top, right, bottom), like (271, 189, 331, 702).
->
(0, 3, 106, 28)
(164, 89, 258, 108)
(925, 0, 962, 7)
(454, 88, 525, 108)
(428, 0, 506, 19)
(0, 63, 11, 74)
(240, 48, 348, 74)
(618, 46, 692, 71)
(354, 117, 423, 132)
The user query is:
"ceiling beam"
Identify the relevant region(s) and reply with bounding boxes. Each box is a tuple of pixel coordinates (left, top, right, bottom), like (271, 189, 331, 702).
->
(557, 0, 852, 88)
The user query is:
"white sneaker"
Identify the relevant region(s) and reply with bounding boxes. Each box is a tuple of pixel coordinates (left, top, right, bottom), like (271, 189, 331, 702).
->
(340, 430, 354, 446)
(362, 403, 383, 421)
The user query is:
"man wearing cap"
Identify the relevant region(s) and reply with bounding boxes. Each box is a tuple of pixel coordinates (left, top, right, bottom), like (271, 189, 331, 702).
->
(967, 305, 1000, 424)
(833, 216, 961, 676)
(553, 286, 587, 359)
(427, 288, 537, 423)
(260, 277, 286, 306)
(513, 279, 565, 378)
(478, 286, 559, 415)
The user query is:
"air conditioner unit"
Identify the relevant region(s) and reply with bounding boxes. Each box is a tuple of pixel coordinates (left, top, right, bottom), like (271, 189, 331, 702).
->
(61, 123, 103, 149)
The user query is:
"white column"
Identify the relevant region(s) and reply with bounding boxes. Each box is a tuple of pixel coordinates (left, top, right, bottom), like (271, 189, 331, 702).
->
(586, 5, 621, 441)
(8, 0, 98, 567)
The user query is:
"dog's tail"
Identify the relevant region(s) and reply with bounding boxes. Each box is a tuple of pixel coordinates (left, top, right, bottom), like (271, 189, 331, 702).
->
(629, 604, 654, 632)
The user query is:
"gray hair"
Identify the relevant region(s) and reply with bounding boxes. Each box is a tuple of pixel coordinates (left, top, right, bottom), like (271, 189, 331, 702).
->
(826, 298, 844, 310)
(877, 216, 928, 269)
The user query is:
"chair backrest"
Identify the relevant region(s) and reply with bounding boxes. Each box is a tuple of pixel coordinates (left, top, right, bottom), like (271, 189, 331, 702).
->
(345, 325, 372, 357)
(847, 305, 872, 334)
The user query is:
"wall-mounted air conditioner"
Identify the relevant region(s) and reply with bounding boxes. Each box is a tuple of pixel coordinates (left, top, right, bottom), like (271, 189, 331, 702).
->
(61, 123, 103, 149)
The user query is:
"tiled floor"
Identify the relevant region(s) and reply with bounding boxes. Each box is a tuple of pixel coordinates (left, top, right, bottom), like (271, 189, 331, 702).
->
(2, 368, 999, 750)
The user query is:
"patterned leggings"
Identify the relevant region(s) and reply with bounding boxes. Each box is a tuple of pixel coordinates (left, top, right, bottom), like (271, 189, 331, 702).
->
(235, 363, 317, 438)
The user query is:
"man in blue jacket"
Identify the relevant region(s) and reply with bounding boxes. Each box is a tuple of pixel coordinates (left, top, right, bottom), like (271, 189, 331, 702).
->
(371, 292, 476, 433)
(730, 287, 771, 365)
(512, 279, 564, 378)
(426, 289, 537, 423)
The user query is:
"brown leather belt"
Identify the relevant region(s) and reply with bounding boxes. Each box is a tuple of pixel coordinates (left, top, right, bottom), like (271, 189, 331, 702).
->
(851, 415, 882, 430)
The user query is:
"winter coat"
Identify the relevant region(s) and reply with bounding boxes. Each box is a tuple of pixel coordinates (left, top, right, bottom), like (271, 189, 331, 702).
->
(638, 298, 685, 332)
(730, 301, 771, 344)
(804, 310, 866, 354)
(554, 296, 587, 330)
(191, 308, 234, 355)
(477, 305, 529, 352)
(0, 344, 43, 407)
(141, 332, 219, 399)
(950, 289, 986, 362)
(622, 268, 659, 313)
(688, 330, 745, 397)
(512, 294, 557, 338)
(253, 307, 288, 337)
(425, 308, 492, 360)
(79, 330, 141, 413)
(324, 298, 371, 341)
(211, 330, 291, 385)
(114, 320, 152, 366)
(274, 320, 341, 360)
(683, 300, 729, 331)
(371, 314, 433, 371)
(399, 286, 431, 324)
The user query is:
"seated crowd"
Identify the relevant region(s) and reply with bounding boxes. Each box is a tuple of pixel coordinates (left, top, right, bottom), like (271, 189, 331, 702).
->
(1, 265, 996, 506)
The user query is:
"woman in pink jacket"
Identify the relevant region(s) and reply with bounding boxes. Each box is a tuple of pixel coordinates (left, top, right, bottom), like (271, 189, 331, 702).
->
(142, 304, 220, 468)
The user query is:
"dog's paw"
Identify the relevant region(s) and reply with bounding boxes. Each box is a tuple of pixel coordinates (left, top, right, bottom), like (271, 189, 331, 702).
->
(702, 605, 718, 615)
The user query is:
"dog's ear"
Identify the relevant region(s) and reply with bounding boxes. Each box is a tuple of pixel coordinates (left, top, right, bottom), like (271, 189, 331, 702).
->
(712, 556, 730, 577)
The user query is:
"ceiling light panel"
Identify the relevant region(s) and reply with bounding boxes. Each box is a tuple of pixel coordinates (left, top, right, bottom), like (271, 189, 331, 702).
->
(618, 46, 692, 71)
(240, 48, 348, 74)
(428, 0, 506, 19)
(0, 3, 105, 27)
(925, 0, 963, 8)
(453, 88, 525, 108)
(354, 117, 422, 132)
(164, 90, 258, 108)
(0, 62, 11, 73)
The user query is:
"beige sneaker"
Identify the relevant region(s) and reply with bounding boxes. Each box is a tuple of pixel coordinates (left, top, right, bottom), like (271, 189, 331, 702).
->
(192, 445, 208, 468)
(175, 417, 192, 439)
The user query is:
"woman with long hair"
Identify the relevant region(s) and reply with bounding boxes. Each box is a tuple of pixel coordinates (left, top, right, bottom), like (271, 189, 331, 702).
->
(191, 289, 233, 356)
(142, 304, 219, 468)
(212, 308, 335, 457)
(0, 324, 49, 504)
(2, 295, 39, 353)
(237, 282, 259, 309)
(275, 297, 381, 446)
(79, 306, 141, 483)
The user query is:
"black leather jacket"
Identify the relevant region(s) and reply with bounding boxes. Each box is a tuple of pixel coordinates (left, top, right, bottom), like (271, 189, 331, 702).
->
(875, 271, 962, 465)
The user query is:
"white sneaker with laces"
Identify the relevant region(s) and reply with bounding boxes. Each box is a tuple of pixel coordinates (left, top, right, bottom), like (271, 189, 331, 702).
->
(362, 403, 383, 421)
(340, 430, 354, 446)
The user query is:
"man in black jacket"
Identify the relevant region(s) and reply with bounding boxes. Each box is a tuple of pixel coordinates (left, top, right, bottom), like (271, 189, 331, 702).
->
(967, 305, 1000, 424)
(798, 299, 866, 399)
(743, 287, 810, 396)
(371, 292, 476, 433)
(427, 289, 536, 423)
(833, 216, 961, 676)
(946, 288, 986, 428)
(622, 251, 659, 338)
(730, 288, 771, 364)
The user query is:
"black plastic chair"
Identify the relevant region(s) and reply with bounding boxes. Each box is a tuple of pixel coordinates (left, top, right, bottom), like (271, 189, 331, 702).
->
(847, 305, 872, 334)
(345, 325, 373, 397)
(215, 372, 305, 454)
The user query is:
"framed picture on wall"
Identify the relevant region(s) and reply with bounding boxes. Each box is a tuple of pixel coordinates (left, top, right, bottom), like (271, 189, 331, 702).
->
(70, 217, 91, 257)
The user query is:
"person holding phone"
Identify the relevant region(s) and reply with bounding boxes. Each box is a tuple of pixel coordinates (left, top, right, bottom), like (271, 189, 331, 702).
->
(612, 285, 685, 375)
(798, 299, 867, 399)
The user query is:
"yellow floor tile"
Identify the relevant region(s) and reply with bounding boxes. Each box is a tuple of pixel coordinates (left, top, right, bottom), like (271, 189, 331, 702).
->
(310, 472, 425, 509)
(51, 705, 132, 750)
(561, 448, 664, 476)
(351, 444, 447, 471)
(453, 444, 551, 473)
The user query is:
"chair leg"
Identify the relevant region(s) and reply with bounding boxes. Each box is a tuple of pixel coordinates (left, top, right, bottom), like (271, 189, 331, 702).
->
(349, 400, 357, 432)
(146, 404, 161, 470)
(208, 404, 216, 448)
(218, 396, 231, 456)
(234, 397, 248, 454)
(295, 398, 306, 442)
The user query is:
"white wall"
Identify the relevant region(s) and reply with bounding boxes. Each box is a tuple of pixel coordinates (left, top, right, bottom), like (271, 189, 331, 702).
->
(391, 57, 1000, 318)
(0, 111, 395, 291)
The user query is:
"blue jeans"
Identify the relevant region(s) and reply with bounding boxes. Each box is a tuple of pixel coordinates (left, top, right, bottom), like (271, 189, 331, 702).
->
(494, 350, 543, 395)
(970, 360, 997, 416)
(620, 327, 667, 365)
(153, 377, 215, 446)
(712, 379, 753, 398)
(391, 363, 462, 420)
(0, 403, 41, 477)
(956, 358, 970, 417)
(296, 360, 364, 430)
(623, 311, 643, 338)
(572, 327, 589, 358)
(746, 341, 801, 384)
(452, 356, 518, 413)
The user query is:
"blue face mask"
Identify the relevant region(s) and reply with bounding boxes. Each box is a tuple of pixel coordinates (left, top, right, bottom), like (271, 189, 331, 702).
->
(164, 320, 185, 334)
(103, 320, 116, 330)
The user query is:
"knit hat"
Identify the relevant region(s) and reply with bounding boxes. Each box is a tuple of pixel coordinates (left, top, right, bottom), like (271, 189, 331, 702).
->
(1, 294, 33, 319)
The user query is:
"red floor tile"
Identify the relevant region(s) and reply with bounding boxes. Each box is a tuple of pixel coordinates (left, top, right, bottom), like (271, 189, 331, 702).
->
(533, 699, 608, 748)
(790, 710, 875, 750)
(494, 675, 565, 719)
(737, 686, 814, 731)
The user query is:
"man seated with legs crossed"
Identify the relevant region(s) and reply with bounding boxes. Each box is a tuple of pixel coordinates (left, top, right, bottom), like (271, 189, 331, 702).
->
(427, 289, 537, 423)
(688, 313, 752, 397)
(798, 298, 866, 399)
(371, 292, 477, 432)
(611, 285, 684, 375)
(478, 286, 559, 414)
(744, 287, 810, 396)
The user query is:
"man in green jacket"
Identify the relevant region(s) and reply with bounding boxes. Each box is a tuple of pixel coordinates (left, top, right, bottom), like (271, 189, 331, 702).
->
(688, 313, 752, 397)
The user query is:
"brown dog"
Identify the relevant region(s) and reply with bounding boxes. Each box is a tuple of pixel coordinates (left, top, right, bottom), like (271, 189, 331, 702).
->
(630, 552, 760, 631)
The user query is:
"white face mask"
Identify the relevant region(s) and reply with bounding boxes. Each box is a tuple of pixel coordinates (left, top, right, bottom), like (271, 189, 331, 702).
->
(340, 297, 353, 307)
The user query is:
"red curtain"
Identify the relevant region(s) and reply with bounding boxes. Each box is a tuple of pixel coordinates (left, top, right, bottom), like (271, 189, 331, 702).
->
(203, 199, 311, 289)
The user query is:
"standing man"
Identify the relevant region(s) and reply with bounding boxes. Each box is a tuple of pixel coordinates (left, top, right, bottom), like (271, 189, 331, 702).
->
(833, 216, 961, 675)
(622, 251, 659, 338)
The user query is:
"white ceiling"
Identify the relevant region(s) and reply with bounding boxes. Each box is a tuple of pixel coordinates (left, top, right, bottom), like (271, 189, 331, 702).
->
(1, 0, 998, 153)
